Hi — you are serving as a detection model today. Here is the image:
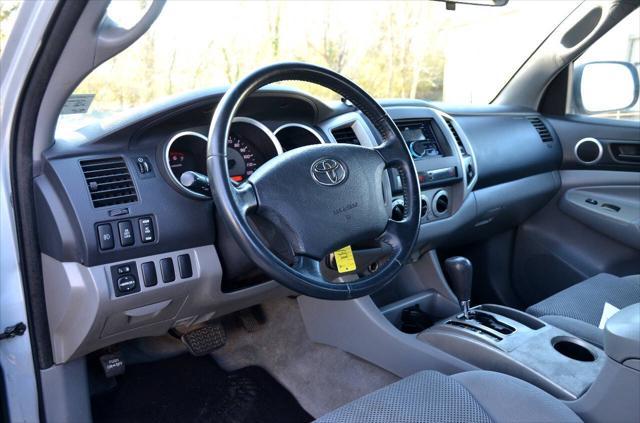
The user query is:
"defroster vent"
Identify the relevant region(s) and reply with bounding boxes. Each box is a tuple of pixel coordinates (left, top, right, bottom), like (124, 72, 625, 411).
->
(80, 157, 138, 208)
(527, 117, 553, 143)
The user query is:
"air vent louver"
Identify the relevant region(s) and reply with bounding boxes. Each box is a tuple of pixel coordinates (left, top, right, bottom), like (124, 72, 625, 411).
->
(444, 117, 467, 155)
(80, 157, 138, 208)
(331, 126, 360, 144)
(527, 117, 553, 143)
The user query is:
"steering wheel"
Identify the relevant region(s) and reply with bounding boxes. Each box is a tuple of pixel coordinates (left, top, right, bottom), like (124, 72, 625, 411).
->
(207, 62, 420, 300)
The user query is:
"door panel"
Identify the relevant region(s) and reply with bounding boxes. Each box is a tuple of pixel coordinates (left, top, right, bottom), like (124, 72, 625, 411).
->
(511, 115, 640, 307)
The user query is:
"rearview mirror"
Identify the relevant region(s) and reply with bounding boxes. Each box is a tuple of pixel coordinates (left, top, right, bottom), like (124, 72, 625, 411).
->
(573, 61, 640, 115)
(433, 0, 508, 9)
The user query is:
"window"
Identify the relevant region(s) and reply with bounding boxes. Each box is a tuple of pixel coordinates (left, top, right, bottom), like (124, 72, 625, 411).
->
(572, 10, 640, 121)
(57, 0, 580, 134)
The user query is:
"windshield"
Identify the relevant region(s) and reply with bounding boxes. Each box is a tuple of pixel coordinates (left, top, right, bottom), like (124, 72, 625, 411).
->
(59, 0, 580, 131)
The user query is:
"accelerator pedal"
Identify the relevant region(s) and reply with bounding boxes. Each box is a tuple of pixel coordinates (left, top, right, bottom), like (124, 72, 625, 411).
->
(237, 306, 263, 333)
(181, 321, 226, 356)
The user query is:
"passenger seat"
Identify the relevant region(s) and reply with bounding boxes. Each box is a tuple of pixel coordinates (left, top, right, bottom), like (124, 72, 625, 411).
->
(526, 273, 640, 347)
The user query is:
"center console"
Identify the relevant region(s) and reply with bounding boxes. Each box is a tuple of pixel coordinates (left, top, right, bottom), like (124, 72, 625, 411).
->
(420, 304, 604, 400)
(299, 253, 612, 407)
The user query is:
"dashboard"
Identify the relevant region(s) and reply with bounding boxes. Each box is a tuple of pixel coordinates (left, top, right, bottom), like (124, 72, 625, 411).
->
(36, 88, 562, 364)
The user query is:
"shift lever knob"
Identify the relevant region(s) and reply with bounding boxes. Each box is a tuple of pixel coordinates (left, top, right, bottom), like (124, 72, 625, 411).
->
(444, 256, 473, 319)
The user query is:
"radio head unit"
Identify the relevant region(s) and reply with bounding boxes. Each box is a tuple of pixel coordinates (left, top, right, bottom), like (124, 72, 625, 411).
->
(395, 118, 446, 159)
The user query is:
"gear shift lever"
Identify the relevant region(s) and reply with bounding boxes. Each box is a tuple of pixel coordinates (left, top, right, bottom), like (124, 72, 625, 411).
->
(444, 256, 473, 319)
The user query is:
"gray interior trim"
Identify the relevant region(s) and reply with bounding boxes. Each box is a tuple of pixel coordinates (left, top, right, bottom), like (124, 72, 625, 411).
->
(420, 305, 604, 400)
(40, 358, 91, 423)
(568, 357, 640, 423)
(42, 245, 290, 363)
(604, 303, 640, 365)
(298, 294, 477, 378)
(559, 185, 640, 249)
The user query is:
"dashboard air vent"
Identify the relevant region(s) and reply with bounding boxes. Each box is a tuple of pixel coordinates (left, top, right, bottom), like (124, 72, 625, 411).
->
(80, 157, 138, 208)
(527, 117, 553, 143)
(331, 126, 359, 144)
(444, 117, 467, 155)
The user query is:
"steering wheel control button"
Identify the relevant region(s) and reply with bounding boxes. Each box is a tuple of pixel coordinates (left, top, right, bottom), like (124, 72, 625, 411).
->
(310, 158, 348, 186)
(117, 221, 135, 247)
(138, 217, 155, 243)
(116, 275, 137, 293)
(97, 223, 115, 251)
(177, 254, 193, 279)
(160, 258, 176, 283)
(333, 246, 357, 273)
(141, 262, 158, 287)
(109, 261, 140, 297)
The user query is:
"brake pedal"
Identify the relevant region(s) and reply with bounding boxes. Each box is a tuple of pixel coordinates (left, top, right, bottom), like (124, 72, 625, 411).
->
(181, 321, 226, 356)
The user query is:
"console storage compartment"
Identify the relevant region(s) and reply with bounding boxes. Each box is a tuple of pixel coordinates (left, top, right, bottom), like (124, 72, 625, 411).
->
(379, 290, 459, 333)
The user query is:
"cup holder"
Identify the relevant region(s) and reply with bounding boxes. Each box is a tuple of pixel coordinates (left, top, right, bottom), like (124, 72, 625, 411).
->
(552, 336, 596, 362)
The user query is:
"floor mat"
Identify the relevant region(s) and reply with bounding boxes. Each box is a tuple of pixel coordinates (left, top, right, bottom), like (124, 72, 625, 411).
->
(91, 354, 312, 423)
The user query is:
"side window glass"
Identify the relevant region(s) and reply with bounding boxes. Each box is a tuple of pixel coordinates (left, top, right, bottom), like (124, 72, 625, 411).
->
(571, 11, 640, 121)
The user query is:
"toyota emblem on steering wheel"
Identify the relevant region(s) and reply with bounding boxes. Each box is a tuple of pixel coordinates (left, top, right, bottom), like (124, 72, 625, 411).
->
(311, 158, 348, 186)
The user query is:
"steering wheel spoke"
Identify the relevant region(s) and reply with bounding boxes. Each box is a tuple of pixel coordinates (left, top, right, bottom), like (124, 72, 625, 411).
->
(232, 182, 258, 216)
(293, 254, 323, 280)
(378, 219, 414, 253)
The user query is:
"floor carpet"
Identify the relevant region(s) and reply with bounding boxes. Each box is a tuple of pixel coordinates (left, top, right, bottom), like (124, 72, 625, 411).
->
(91, 354, 312, 423)
(211, 297, 399, 417)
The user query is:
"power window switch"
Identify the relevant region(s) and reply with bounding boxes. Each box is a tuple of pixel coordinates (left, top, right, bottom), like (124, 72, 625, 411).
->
(141, 262, 157, 287)
(97, 224, 114, 250)
(160, 258, 175, 283)
(585, 198, 598, 205)
(118, 221, 135, 247)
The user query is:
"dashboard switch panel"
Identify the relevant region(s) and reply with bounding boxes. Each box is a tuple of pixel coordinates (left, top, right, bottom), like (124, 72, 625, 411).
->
(109, 261, 140, 297)
(138, 217, 155, 243)
(177, 254, 193, 278)
(160, 258, 175, 283)
(118, 221, 135, 247)
(97, 224, 115, 251)
(141, 262, 158, 287)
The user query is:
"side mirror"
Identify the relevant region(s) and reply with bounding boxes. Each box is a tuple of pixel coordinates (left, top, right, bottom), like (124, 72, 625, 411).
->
(573, 61, 639, 115)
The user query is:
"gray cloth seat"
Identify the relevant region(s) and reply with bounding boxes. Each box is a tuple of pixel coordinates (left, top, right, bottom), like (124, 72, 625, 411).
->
(316, 370, 580, 423)
(526, 273, 640, 347)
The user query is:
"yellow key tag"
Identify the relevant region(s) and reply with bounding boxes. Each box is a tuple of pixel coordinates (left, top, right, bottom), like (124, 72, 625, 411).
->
(334, 245, 356, 273)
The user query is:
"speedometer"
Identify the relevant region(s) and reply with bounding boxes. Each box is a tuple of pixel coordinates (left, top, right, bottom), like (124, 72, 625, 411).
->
(227, 134, 260, 183)
(163, 117, 282, 199)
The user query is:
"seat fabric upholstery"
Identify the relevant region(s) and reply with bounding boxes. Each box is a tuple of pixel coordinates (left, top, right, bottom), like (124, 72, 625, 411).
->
(526, 273, 640, 347)
(315, 370, 581, 423)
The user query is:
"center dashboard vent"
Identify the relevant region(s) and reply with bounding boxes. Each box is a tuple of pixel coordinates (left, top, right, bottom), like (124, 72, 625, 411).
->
(527, 117, 553, 143)
(80, 157, 138, 208)
(444, 117, 467, 156)
(331, 126, 360, 144)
